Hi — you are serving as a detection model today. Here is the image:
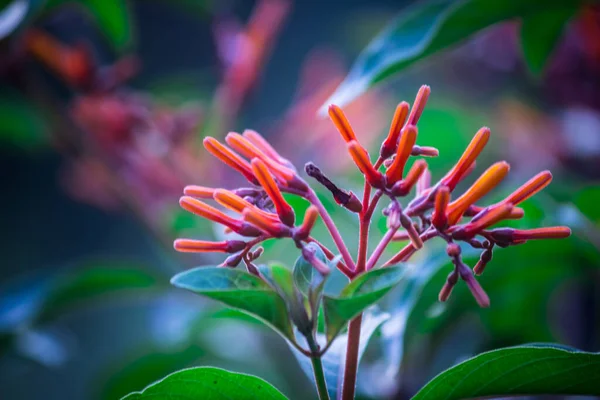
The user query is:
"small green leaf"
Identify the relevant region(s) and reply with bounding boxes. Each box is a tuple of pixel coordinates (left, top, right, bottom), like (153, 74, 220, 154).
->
(323, 266, 404, 341)
(171, 267, 295, 342)
(413, 344, 600, 400)
(520, 5, 577, 76)
(258, 264, 311, 335)
(289, 309, 389, 400)
(323, 0, 584, 109)
(293, 243, 328, 296)
(121, 367, 288, 400)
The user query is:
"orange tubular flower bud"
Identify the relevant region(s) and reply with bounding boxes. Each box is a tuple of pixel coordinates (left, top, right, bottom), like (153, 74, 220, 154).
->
(294, 205, 319, 240)
(328, 104, 357, 143)
(242, 208, 288, 237)
(398, 159, 428, 196)
(347, 141, 385, 188)
(242, 129, 289, 165)
(504, 170, 552, 206)
(432, 186, 450, 229)
(213, 189, 255, 213)
(180, 196, 250, 233)
(226, 132, 301, 187)
(251, 159, 295, 226)
(513, 227, 571, 240)
(441, 127, 491, 191)
(25, 30, 93, 88)
(380, 101, 410, 158)
(386, 125, 417, 185)
(203, 137, 257, 183)
(407, 85, 431, 126)
(446, 161, 510, 225)
(173, 239, 246, 253)
(467, 204, 524, 220)
(183, 185, 216, 198)
(457, 203, 514, 239)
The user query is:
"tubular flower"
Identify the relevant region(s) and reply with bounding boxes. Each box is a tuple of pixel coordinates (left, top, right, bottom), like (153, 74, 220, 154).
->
(441, 127, 491, 192)
(347, 141, 385, 188)
(380, 101, 410, 158)
(407, 85, 431, 126)
(174, 239, 246, 253)
(176, 85, 571, 311)
(385, 125, 418, 185)
(329, 104, 358, 143)
(251, 158, 295, 226)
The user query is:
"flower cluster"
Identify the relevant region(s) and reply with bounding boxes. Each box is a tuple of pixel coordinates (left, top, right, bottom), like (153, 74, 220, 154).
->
(175, 85, 571, 307)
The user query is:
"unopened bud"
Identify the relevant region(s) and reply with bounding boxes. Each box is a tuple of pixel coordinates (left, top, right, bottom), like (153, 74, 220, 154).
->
(473, 248, 492, 275)
(439, 270, 458, 302)
(446, 243, 461, 257)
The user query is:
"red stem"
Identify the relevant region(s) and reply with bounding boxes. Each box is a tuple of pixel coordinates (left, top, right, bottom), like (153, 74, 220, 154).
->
(306, 189, 356, 272)
(341, 158, 383, 400)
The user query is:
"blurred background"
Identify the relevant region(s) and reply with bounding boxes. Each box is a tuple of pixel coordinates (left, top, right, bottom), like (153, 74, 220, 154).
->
(1, 0, 599, 399)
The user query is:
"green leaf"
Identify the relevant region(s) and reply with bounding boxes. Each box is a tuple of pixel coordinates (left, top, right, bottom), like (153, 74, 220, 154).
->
(258, 263, 311, 334)
(323, 0, 585, 109)
(83, 0, 132, 50)
(100, 344, 206, 400)
(323, 266, 404, 341)
(289, 309, 389, 400)
(293, 243, 328, 297)
(121, 367, 288, 400)
(520, 5, 577, 76)
(171, 267, 295, 342)
(43, 0, 133, 50)
(0, 89, 47, 149)
(413, 344, 600, 400)
(0, 264, 158, 334)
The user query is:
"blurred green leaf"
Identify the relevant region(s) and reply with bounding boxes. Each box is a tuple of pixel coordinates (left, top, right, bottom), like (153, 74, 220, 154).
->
(413, 344, 600, 400)
(0, 89, 46, 148)
(79, 0, 132, 50)
(520, 5, 577, 76)
(0, 264, 158, 334)
(323, 266, 403, 341)
(171, 267, 295, 342)
(289, 308, 389, 400)
(45, 0, 133, 50)
(121, 367, 288, 400)
(101, 344, 206, 400)
(324, 0, 586, 109)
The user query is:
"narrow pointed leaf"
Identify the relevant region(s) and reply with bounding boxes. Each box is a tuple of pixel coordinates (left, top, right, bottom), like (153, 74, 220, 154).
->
(323, 266, 404, 341)
(413, 344, 600, 400)
(323, 0, 585, 109)
(520, 4, 577, 76)
(121, 367, 288, 400)
(171, 267, 295, 342)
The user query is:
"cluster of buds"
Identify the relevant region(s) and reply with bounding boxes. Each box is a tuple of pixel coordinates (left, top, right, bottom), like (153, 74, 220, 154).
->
(23, 28, 203, 212)
(176, 85, 571, 308)
(175, 130, 340, 274)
